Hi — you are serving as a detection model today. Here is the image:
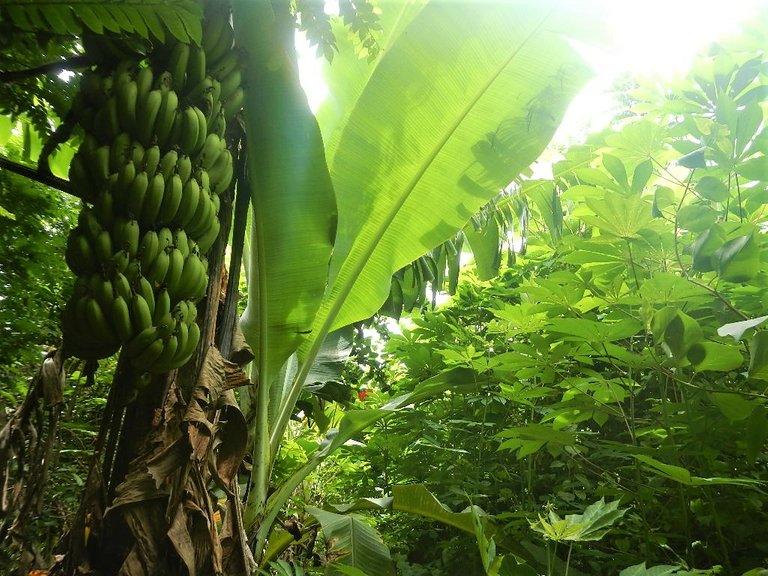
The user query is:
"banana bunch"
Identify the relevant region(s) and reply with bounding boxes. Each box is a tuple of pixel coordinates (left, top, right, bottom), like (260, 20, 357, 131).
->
(62, 4, 243, 376)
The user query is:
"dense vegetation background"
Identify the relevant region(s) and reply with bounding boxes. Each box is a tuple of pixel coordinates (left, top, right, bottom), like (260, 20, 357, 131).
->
(1, 2, 767, 576)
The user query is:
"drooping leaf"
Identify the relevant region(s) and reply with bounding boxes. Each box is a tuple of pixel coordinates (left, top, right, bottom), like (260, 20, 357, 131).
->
(712, 233, 759, 282)
(619, 563, 684, 576)
(686, 342, 744, 372)
(695, 176, 729, 202)
(709, 391, 754, 421)
(307, 507, 394, 576)
(235, 0, 337, 388)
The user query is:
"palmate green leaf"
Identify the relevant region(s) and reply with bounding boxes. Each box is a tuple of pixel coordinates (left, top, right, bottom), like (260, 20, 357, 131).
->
(307, 507, 394, 576)
(1, 0, 202, 43)
(582, 192, 655, 239)
(313, 1, 594, 340)
(530, 498, 627, 543)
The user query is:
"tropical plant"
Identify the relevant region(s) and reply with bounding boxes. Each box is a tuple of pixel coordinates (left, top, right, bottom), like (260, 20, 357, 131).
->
(0, 1, 597, 574)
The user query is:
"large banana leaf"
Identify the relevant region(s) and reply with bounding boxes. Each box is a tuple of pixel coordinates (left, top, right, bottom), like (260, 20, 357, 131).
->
(234, 1, 336, 388)
(313, 1, 593, 339)
(232, 0, 337, 529)
(273, 2, 594, 436)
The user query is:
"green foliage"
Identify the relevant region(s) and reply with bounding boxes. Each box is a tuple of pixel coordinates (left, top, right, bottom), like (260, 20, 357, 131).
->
(1, 1, 202, 44)
(314, 30, 768, 576)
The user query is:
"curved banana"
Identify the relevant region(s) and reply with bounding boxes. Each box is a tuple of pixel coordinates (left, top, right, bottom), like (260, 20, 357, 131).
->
(168, 42, 191, 92)
(158, 173, 183, 226)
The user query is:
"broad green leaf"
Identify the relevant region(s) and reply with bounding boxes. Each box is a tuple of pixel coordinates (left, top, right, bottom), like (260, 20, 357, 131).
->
(235, 0, 336, 387)
(691, 225, 725, 272)
(634, 454, 762, 487)
(717, 315, 768, 341)
(687, 342, 744, 372)
(313, 2, 593, 340)
(709, 391, 754, 421)
(307, 507, 394, 576)
(695, 176, 729, 202)
(713, 233, 759, 282)
(464, 217, 501, 281)
(546, 317, 641, 343)
(582, 192, 654, 239)
(737, 155, 768, 181)
(392, 484, 479, 535)
(631, 159, 654, 194)
(652, 307, 703, 360)
(677, 204, 718, 233)
(748, 331, 768, 380)
(619, 564, 683, 576)
(530, 498, 626, 543)
(602, 153, 628, 189)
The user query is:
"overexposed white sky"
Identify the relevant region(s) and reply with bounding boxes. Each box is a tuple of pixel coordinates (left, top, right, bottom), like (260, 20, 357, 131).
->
(298, 0, 766, 141)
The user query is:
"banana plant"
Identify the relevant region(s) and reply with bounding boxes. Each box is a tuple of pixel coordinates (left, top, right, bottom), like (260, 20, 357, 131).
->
(231, 0, 599, 564)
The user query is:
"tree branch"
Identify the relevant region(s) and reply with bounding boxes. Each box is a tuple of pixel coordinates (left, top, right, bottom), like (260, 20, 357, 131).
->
(0, 55, 92, 83)
(0, 156, 80, 199)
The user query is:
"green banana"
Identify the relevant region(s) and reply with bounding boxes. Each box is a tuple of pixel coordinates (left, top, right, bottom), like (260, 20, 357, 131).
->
(91, 274, 114, 312)
(68, 153, 92, 195)
(210, 51, 239, 81)
(123, 325, 160, 359)
(185, 76, 213, 107)
(116, 79, 138, 133)
(140, 172, 166, 226)
(136, 88, 163, 147)
(176, 154, 193, 184)
(154, 287, 171, 323)
(196, 133, 225, 170)
(218, 68, 241, 102)
(126, 170, 149, 220)
(143, 145, 161, 180)
(196, 168, 210, 191)
(135, 66, 154, 101)
(177, 252, 205, 300)
(186, 44, 207, 91)
(113, 159, 136, 211)
(111, 249, 130, 274)
(168, 42, 191, 92)
(164, 247, 185, 299)
(138, 229, 160, 271)
(159, 173, 183, 226)
(79, 208, 103, 238)
(93, 229, 113, 264)
(173, 229, 190, 259)
(154, 70, 173, 93)
(84, 296, 118, 346)
(156, 313, 177, 340)
(94, 145, 111, 183)
(93, 187, 116, 229)
(112, 271, 132, 301)
(131, 337, 165, 371)
(202, 11, 227, 57)
(130, 292, 154, 333)
(111, 294, 133, 342)
(222, 86, 244, 120)
(174, 177, 202, 230)
(197, 216, 220, 255)
(124, 260, 141, 284)
(151, 334, 178, 371)
(147, 248, 170, 287)
(65, 230, 96, 275)
(110, 132, 133, 173)
(207, 18, 234, 64)
(135, 275, 156, 317)
(158, 227, 174, 250)
(130, 140, 146, 167)
(156, 89, 179, 150)
(121, 218, 141, 257)
(208, 149, 233, 195)
(159, 149, 179, 181)
(191, 105, 209, 155)
(179, 106, 201, 155)
(186, 188, 213, 238)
